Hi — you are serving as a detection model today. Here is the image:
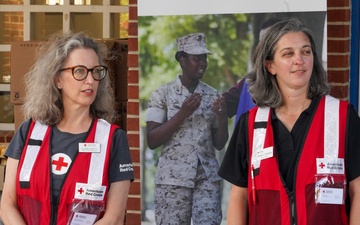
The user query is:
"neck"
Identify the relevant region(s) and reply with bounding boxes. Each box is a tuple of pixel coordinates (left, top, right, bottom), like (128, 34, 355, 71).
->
(276, 94, 311, 116)
(180, 75, 198, 93)
(57, 109, 93, 134)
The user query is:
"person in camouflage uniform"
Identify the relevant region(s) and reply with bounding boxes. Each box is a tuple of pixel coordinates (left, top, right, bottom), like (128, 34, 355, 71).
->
(145, 33, 228, 225)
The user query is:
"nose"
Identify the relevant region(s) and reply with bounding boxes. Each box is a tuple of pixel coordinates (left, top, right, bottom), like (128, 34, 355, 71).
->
(199, 58, 207, 66)
(294, 52, 305, 65)
(85, 70, 95, 83)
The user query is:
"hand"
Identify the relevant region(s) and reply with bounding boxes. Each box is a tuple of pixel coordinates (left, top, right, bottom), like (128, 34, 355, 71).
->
(212, 95, 227, 119)
(180, 93, 202, 118)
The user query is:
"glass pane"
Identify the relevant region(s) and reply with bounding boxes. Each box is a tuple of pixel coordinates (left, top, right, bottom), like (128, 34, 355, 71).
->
(110, 0, 128, 6)
(0, 52, 11, 84)
(30, 0, 64, 5)
(30, 12, 63, 40)
(70, 0, 101, 5)
(0, 91, 14, 123)
(0, 0, 23, 5)
(0, 12, 24, 44)
(71, 13, 103, 38)
(110, 13, 128, 39)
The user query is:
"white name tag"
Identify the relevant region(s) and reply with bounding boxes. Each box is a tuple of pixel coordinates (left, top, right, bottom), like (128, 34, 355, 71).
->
(69, 212, 97, 225)
(74, 183, 106, 201)
(316, 158, 344, 174)
(78, 143, 100, 153)
(317, 187, 344, 204)
(256, 146, 273, 161)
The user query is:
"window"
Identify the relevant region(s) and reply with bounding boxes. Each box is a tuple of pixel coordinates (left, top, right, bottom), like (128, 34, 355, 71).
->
(0, 0, 129, 131)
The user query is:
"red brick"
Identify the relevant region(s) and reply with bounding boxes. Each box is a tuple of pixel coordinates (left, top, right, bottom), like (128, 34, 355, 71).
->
(129, 6, 138, 21)
(128, 85, 139, 99)
(127, 53, 138, 68)
(129, 181, 141, 195)
(327, 39, 350, 53)
(327, 24, 350, 38)
(124, 213, 141, 225)
(327, 9, 350, 22)
(327, 54, 349, 68)
(127, 117, 139, 131)
(133, 165, 140, 179)
(127, 133, 139, 148)
(327, 0, 350, 8)
(327, 70, 350, 83)
(128, 37, 138, 52)
(128, 70, 139, 84)
(127, 101, 139, 115)
(126, 197, 141, 210)
(329, 85, 349, 99)
(131, 149, 140, 162)
(128, 21, 138, 36)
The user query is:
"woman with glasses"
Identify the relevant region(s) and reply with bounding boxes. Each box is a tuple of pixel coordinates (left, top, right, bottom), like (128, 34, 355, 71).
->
(0, 32, 134, 225)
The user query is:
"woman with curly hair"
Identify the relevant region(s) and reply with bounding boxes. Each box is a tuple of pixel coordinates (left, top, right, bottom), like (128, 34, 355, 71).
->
(1, 32, 134, 225)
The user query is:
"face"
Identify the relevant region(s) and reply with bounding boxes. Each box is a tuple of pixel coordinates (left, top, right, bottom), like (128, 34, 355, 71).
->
(57, 48, 101, 110)
(266, 32, 314, 93)
(181, 54, 208, 80)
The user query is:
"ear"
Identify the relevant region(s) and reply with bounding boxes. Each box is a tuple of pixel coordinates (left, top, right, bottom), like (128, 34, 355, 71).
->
(179, 56, 186, 67)
(265, 60, 276, 75)
(55, 77, 62, 89)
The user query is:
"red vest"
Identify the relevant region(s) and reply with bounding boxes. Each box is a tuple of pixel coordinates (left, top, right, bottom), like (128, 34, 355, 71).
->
(247, 96, 348, 225)
(16, 119, 117, 225)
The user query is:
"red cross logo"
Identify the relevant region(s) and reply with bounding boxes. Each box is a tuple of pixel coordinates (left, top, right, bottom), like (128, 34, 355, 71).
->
(319, 162, 326, 169)
(52, 157, 69, 171)
(51, 153, 71, 175)
(78, 188, 84, 194)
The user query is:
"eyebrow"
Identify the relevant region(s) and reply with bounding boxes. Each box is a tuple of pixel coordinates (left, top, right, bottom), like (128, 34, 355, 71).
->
(279, 44, 312, 52)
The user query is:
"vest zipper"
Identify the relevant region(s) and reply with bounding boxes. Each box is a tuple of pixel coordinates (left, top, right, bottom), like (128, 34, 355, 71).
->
(289, 192, 296, 225)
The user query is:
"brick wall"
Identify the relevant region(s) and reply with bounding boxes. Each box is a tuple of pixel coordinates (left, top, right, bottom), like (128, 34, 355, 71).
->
(2, 5, 23, 78)
(327, 0, 352, 100)
(125, 0, 141, 224)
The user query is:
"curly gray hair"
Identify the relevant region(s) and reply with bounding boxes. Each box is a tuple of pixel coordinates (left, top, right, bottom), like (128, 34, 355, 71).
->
(23, 32, 117, 125)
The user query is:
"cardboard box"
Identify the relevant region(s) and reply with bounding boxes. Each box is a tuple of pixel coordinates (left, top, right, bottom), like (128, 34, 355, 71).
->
(10, 39, 128, 130)
(10, 41, 42, 105)
(14, 104, 25, 131)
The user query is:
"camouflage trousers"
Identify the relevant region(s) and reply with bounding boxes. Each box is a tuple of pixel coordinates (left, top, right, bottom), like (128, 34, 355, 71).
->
(154, 165, 222, 225)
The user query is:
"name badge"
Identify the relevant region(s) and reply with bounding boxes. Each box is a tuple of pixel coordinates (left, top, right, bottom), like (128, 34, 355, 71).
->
(78, 143, 100, 153)
(316, 158, 344, 174)
(256, 146, 273, 161)
(317, 187, 344, 204)
(69, 212, 97, 225)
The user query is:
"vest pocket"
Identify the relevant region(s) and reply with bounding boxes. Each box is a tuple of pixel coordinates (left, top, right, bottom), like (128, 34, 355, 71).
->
(249, 190, 281, 225)
(305, 183, 346, 225)
(19, 195, 42, 225)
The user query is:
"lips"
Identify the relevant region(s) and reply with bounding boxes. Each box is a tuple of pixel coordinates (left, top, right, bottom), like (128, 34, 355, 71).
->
(82, 89, 93, 93)
(291, 69, 306, 74)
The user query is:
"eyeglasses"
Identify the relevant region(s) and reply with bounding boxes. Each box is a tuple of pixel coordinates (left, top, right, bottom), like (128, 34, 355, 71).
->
(59, 65, 108, 81)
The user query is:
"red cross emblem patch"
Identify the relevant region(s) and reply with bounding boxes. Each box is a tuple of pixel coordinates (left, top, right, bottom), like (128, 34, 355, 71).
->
(51, 153, 72, 175)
